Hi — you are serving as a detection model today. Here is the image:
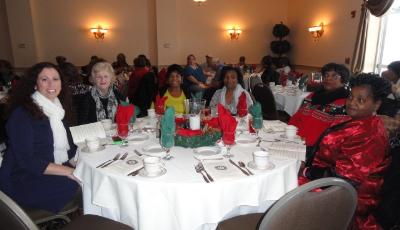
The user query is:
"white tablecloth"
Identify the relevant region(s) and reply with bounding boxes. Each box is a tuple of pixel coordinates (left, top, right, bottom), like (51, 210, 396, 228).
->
(74, 121, 301, 230)
(273, 90, 310, 116)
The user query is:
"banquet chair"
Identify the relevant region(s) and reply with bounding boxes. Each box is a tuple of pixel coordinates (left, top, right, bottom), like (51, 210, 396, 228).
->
(217, 177, 357, 230)
(0, 190, 134, 230)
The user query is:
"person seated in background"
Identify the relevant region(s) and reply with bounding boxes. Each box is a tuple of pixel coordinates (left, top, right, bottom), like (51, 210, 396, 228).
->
(252, 83, 279, 120)
(299, 73, 391, 230)
(58, 62, 90, 126)
(237, 56, 250, 73)
(259, 55, 280, 85)
(275, 57, 291, 75)
(157, 64, 191, 114)
(128, 55, 150, 101)
(77, 62, 125, 125)
(0, 59, 17, 87)
(80, 55, 105, 85)
(183, 54, 208, 99)
(112, 53, 131, 75)
(289, 63, 350, 148)
(210, 66, 253, 114)
(0, 62, 80, 213)
(55, 55, 67, 66)
(382, 61, 400, 100)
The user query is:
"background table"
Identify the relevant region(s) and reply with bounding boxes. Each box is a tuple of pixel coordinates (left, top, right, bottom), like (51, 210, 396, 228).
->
(273, 90, 310, 116)
(74, 122, 301, 230)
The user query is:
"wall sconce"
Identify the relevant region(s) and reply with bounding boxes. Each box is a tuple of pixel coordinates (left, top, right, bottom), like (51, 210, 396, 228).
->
(227, 27, 241, 40)
(308, 22, 324, 41)
(193, 0, 206, 5)
(90, 25, 108, 40)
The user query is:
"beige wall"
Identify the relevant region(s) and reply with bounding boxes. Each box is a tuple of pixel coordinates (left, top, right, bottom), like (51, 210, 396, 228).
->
(0, 0, 13, 62)
(175, 0, 288, 65)
(2, 0, 362, 69)
(287, 0, 362, 69)
(29, 0, 155, 66)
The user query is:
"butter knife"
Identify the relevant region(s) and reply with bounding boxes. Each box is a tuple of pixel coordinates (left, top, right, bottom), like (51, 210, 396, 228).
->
(229, 159, 250, 176)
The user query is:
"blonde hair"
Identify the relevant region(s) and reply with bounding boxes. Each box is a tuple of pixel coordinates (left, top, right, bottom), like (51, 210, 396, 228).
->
(90, 61, 116, 84)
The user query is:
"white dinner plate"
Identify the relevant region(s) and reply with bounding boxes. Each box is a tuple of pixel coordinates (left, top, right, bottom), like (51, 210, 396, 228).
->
(236, 134, 257, 145)
(247, 161, 275, 170)
(193, 146, 221, 156)
(138, 167, 167, 178)
(127, 133, 149, 142)
(81, 145, 105, 153)
(142, 144, 166, 157)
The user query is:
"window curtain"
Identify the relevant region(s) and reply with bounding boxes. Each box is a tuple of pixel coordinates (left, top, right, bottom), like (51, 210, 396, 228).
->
(351, 0, 395, 74)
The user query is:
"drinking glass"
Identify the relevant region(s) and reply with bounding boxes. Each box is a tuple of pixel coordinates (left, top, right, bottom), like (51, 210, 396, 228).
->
(237, 108, 248, 131)
(250, 117, 263, 146)
(117, 123, 129, 147)
(160, 130, 175, 160)
(222, 131, 235, 158)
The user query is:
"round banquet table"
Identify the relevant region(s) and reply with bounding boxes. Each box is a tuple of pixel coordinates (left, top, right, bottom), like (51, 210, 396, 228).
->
(273, 90, 310, 116)
(73, 120, 301, 230)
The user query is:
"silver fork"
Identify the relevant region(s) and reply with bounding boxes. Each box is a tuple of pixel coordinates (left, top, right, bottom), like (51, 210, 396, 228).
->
(195, 165, 209, 183)
(198, 163, 214, 182)
(100, 153, 121, 168)
(120, 152, 128, 160)
(96, 153, 121, 168)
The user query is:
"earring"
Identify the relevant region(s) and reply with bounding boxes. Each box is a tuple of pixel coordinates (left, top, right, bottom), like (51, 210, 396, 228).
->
(34, 86, 37, 90)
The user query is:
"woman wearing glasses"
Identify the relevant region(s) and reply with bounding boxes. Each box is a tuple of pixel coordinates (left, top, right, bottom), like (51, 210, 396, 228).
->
(289, 63, 350, 148)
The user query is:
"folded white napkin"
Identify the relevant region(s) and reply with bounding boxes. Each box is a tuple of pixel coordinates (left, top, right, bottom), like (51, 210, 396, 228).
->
(267, 142, 306, 161)
(263, 120, 287, 132)
(202, 160, 245, 181)
(103, 155, 143, 175)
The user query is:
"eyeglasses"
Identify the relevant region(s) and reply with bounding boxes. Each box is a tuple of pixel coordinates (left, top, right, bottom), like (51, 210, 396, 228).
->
(322, 73, 341, 79)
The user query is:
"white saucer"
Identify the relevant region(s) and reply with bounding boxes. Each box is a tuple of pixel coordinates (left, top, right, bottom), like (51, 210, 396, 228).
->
(81, 145, 106, 153)
(247, 161, 275, 170)
(193, 146, 221, 156)
(127, 133, 149, 142)
(142, 144, 166, 157)
(138, 167, 167, 178)
(236, 134, 257, 145)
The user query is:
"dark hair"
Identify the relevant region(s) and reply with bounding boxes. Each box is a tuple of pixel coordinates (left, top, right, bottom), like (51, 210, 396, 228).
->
(349, 73, 391, 102)
(387, 61, 400, 79)
(261, 55, 274, 68)
(239, 56, 245, 62)
(133, 56, 147, 68)
(59, 62, 81, 84)
(6, 62, 73, 123)
(220, 66, 244, 88)
(55, 56, 66, 65)
(252, 83, 278, 120)
(166, 64, 183, 80)
(321, 63, 350, 84)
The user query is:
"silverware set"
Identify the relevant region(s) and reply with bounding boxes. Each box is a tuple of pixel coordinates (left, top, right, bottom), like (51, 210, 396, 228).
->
(127, 167, 144, 176)
(194, 163, 214, 183)
(96, 152, 128, 168)
(229, 159, 254, 176)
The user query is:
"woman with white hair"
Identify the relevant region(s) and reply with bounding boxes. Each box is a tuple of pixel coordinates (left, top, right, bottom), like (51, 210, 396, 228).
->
(77, 61, 125, 125)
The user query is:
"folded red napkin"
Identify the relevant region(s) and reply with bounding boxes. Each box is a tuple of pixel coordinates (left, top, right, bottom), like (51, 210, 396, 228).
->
(175, 117, 186, 125)
(116, 104, 134, 136)
(155, 94, 168, 115)
(237, 92, 247, 117)
(279, 73, 288, 86)
(176, 128, 202, 137)
(204, 117, 219, 129)
(218, 104, 237, 145)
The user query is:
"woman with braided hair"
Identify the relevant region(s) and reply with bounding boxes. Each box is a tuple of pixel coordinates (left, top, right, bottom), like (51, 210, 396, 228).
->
(299, 73, 392, 230)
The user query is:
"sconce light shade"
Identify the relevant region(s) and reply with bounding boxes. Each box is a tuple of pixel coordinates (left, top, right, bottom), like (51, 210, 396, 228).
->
(228, 27, 241, 40)
(308, 22, 324, 41)
(193, 0, 206, 5)
(90, 25, 108, 40)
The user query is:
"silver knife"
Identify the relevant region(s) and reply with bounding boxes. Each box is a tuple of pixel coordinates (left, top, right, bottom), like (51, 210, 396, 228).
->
(229, 159, 250, 176)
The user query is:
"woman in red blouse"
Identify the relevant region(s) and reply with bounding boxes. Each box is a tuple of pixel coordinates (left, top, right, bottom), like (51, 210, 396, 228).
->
(299, 73, 392, 230)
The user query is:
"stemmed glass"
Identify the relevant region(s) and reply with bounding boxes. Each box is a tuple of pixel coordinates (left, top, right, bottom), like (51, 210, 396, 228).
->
(250, 117, 263, 146)
(160, 130, 174, 160)
(237, 108, 248, 132)
(117, 123, 129, 147)
(222, 131, 235, 158)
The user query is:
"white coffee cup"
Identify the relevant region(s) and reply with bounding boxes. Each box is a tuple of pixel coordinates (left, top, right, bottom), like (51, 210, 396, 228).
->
(143, 156, 164, 175)
(147, 109, 156, 118)
(253, 151, 270, 168)
(269, 82, 275, 87)
(285, 125, 298, 140)
(85, 136, 100, 151)
(101, 119, 112, 131)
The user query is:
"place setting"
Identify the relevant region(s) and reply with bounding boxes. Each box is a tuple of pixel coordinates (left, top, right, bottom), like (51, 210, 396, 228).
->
(81, 136, 106, 153)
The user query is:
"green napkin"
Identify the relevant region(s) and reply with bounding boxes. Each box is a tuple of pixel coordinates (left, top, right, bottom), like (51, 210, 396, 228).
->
(249, 102, 263, 129)
(161, 107, 176, 148)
